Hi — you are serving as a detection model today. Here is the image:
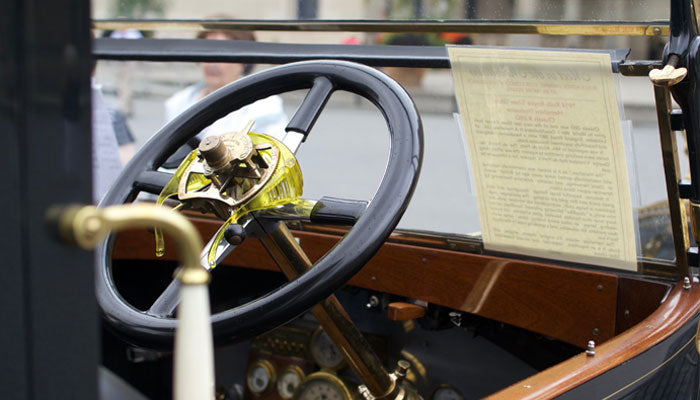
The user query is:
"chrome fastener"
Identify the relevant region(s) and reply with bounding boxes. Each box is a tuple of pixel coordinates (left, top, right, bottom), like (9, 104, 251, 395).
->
(586, 340, 595, 357)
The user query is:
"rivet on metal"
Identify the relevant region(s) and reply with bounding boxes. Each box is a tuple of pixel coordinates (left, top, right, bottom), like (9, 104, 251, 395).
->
(592, 328, 599, 335)
(586, 340, 596, 357)
(684, 277, 691, 290)
(596, 284, 603, 291)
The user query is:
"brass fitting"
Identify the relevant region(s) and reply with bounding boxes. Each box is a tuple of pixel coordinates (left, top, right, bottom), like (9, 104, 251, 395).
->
(690, 202, 700, 246)
(199, 136, 233, 171)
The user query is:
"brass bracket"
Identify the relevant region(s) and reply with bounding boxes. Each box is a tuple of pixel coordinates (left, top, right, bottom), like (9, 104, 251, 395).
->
(359, 361, 422, 400)
(48, 203, 208, 285)
(690, 202, 700, 246)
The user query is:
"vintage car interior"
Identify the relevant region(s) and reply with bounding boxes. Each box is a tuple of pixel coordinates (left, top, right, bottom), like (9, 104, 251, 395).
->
(6, 0, 700, 399)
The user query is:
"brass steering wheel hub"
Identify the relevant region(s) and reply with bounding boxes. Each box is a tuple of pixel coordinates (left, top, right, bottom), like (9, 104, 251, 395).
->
(176, 121, 281, 219)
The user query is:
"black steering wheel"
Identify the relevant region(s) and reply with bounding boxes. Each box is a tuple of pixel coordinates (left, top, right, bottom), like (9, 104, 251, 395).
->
(97, 60, 423, 350)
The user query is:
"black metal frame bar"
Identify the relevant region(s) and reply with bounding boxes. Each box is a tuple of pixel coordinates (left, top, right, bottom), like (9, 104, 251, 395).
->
(94, 38, 636, 70)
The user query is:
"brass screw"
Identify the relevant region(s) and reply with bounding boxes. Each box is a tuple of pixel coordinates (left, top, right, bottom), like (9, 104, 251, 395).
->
(394, 360, 410, 379)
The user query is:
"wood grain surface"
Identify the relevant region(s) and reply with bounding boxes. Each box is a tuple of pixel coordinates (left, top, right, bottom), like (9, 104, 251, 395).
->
(485, 280, 700, 399)
(112, 217, 642, 348)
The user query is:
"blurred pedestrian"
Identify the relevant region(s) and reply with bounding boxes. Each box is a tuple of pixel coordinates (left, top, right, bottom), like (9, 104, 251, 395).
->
(164, 25, 287, 142)
(107, 29, 143, 116)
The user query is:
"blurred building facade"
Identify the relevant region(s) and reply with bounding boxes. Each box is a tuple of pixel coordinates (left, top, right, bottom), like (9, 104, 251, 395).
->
(92, 0, 667, 57)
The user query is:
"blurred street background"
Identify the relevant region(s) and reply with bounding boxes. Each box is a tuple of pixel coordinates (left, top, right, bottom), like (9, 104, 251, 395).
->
(93, 0, 677, 237)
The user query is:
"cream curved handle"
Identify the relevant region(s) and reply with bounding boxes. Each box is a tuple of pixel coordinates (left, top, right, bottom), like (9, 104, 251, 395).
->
(649, 55, 688, 87)
(174, 283, 214, 400)
(50, 203, 214, 400)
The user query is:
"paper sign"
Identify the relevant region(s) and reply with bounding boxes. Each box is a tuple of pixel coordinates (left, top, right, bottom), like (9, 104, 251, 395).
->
(448, 47, 637, 271)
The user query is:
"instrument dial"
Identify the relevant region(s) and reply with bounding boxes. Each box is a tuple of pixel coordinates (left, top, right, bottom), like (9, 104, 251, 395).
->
(310, 327, 346, 370)
(293, 372, 352, 400)
(431, 385, 464, 400)
(246, 359, 276, 396)
(277, 365, 305, 400)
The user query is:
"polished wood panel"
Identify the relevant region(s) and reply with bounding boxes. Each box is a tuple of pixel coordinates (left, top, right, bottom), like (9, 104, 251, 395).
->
(615, 277, 671, 335)
(485, 281, 700, 399)
(113, 218, 622, 348)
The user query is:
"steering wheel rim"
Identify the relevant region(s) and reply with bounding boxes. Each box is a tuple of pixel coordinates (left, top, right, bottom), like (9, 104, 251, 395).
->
(97, 60, 423, 350)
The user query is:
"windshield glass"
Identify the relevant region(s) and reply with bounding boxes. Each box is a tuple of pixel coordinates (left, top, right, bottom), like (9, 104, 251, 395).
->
(92, 0, 679, 264)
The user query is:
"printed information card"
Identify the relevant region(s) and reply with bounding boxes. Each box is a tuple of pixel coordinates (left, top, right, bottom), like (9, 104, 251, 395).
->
(448, 47, 637, 270)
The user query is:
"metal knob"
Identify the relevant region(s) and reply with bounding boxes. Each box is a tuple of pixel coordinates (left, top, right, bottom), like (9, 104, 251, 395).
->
(199, 136, 231, 170)
(394, 360, 410, 380)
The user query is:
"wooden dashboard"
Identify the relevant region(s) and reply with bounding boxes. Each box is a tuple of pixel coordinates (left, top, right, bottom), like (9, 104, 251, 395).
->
(112, 215, 671, 348)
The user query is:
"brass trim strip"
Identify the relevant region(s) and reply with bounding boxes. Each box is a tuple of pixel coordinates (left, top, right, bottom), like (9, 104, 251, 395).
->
(691, 202, 700, 245)
(92, 19, 669, 36)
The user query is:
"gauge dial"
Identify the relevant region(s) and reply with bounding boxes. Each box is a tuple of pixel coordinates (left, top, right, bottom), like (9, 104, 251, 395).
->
(310, 328, 346, 370)
(246, 359, 276, 396)
(431, 385, 464, 400)
(293, 372, 353, 400)
(277, 365, 305, 400)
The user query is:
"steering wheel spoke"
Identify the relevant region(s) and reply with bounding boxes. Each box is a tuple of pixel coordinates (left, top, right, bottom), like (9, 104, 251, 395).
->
(285, 76, 334, 146)
(148, 218, 248, 317)
(254, 197, 368, 226)
(134, 170, 173, 195)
